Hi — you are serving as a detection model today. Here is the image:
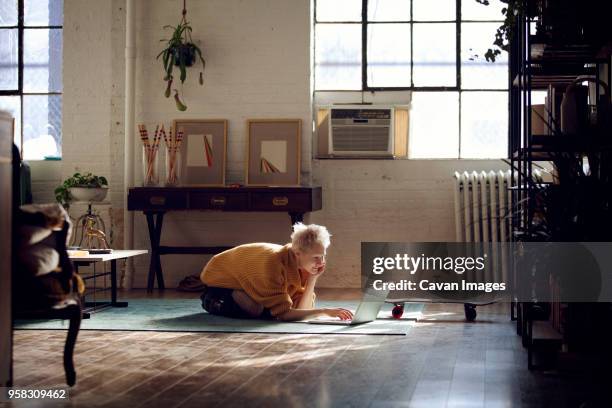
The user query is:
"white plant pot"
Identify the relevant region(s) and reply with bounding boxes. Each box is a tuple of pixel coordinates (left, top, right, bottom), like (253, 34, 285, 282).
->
(69, 187, 108, 202)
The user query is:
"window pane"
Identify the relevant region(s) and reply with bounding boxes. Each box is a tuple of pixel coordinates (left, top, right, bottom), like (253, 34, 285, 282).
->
(368, 0, 410, 22)
(413, 0, 456, 21)
(461, 22, 507, 89)
(0, 29, 18, 90)
(0, 0, 17, 26)
(316, 0, 361, 22)
(25, 0, 63, 26)
(460, 91, 507, 158)
(531, 90, 546, 105)
(24, 28, 63, 92)
(462, 0, 505, 21)
(409, 92, 459, 158)
(367, 23, 410, 87)
(0, 96, 21, 149)
(413, 23, 456, 87)
(23, 95, 62, 160)
(315, 24, 362, 90)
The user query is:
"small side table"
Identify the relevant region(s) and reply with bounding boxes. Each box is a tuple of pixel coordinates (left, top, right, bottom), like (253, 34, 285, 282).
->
(69, 250, 148, 318)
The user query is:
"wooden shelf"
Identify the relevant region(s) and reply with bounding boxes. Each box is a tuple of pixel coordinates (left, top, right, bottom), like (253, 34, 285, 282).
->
(513, 66, 599, 89)
(529, 40, 605, 62)
(512, 134, 612, 159)
(532, 321, 563, 344)
(512, 39, 607, 89)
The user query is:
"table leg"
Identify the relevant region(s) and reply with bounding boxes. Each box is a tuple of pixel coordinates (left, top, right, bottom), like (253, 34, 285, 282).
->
(145, 211, 165, 292)
(72, 259, 128, 318)
(111, 259, 117, 304)
(289, 212, 304, 227)
(153, 213, 165, 290)
(110, 259, 128, 308)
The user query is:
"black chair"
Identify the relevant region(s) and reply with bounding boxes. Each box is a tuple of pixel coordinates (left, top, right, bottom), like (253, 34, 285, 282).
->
(13, 297, 82, 386)
(12, 144, 82, 387)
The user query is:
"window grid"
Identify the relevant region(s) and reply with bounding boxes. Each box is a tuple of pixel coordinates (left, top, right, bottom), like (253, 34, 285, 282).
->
(315, 0, 505, 92)
(314, 0, 508, 159)
(0, 0, 63, 158)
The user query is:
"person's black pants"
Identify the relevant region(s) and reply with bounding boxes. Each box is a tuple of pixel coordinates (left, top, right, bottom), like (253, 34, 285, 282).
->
(200, 286, 272, 319)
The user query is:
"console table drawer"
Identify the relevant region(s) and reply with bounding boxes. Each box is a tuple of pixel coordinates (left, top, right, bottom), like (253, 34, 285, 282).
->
(128, 190, 188, 210)
(250, 192, 312, 212)
(190, 192, 248, 210)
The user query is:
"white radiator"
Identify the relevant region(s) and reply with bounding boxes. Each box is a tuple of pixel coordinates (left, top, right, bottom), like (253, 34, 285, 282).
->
(453, 170, 514, 285)
(454, 170, 515, 243)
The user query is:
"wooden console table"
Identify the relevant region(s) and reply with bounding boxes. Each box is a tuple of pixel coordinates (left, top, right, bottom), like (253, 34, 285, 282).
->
(128, 186, 323, 292)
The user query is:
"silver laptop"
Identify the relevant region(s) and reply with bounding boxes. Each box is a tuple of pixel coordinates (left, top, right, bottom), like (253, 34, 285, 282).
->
(307, 290, 389, 326)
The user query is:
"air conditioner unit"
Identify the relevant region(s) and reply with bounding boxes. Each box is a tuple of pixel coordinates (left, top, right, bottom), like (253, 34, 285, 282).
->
(328, 106, 394, 157)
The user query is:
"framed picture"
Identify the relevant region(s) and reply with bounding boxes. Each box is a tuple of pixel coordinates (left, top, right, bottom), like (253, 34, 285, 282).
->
(172, 119, 227, 186)
(246, 119, 301, 186)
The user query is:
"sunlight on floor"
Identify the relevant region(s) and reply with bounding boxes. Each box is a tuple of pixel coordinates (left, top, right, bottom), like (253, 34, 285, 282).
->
(208, 343, 379, 369)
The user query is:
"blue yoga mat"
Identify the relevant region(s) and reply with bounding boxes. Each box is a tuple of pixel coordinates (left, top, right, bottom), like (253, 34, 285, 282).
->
(14, 299, 423, 335)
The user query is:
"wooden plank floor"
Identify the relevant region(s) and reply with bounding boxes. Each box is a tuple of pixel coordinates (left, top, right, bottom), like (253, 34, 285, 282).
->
(9, 290, 609, 407)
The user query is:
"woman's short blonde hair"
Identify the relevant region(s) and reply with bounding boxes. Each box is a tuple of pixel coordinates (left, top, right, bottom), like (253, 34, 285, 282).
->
(291, 222, 331, 252)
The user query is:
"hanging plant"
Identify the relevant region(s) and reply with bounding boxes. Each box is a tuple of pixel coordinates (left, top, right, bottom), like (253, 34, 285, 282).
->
(156, 0, 206, 111)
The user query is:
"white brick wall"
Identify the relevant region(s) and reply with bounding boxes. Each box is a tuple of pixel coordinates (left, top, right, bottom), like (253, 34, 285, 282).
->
(31, 0, 509, 289)
(310, 159, 508, 287)
(62, 0, 113, 180)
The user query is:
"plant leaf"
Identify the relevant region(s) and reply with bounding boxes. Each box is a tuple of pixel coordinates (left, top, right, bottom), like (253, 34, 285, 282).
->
(162, 49, 169, 69)
(179, 58, 187, 83)
(192, 44, 203, 54)
(165, 78, 173, 97)
(166, 55, 174, 77)
(174, 90, 187, 111)
(193, 47, 206, 71)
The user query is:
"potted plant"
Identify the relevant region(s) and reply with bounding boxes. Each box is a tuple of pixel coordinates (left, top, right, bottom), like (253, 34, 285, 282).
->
(157, 10, 206, 111)
(54, 172, 109, 209)
(477, 0, 604, 62)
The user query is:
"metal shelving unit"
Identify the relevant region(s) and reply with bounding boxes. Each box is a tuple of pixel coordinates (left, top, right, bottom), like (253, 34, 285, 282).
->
(509, 0, 612, 369)
(511, 38, 610, 231)
(510, 4, 611, 238)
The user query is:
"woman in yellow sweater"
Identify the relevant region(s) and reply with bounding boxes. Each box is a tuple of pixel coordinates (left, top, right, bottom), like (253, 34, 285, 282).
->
(199, 223, 353, 322)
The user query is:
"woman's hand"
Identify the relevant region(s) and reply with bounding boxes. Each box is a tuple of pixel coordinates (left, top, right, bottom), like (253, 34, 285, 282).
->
(324, 308, 354, 320)
(311, 263, 326, 278)
(276, 307, 354, 322)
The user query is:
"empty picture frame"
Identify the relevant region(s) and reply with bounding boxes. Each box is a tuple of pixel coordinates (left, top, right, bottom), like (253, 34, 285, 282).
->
(246, 119, 301, 186)
(172, 119, 227, 186)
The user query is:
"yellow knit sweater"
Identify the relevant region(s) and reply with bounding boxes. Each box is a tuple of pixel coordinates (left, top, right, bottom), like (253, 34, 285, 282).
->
(199, 243, 314, 316)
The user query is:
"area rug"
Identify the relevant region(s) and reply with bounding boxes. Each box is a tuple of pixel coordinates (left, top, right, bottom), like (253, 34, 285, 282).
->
(14, 299, 423, 335)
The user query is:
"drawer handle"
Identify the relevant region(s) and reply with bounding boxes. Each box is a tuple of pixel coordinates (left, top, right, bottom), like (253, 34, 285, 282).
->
(210, 196, 227, 206)
(272, 196, 289, 206)
(149, 196, 166, 206)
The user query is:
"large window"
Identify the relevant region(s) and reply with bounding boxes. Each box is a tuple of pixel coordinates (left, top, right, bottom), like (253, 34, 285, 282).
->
(0, 0, 63, 160)
(314, 0, 508, 158)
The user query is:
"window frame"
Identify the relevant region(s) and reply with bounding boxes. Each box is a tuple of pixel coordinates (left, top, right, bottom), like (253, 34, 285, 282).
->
(314, 0, 506, 92)
(314, 0, 510, 159)
(0, 0, 63, 158)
